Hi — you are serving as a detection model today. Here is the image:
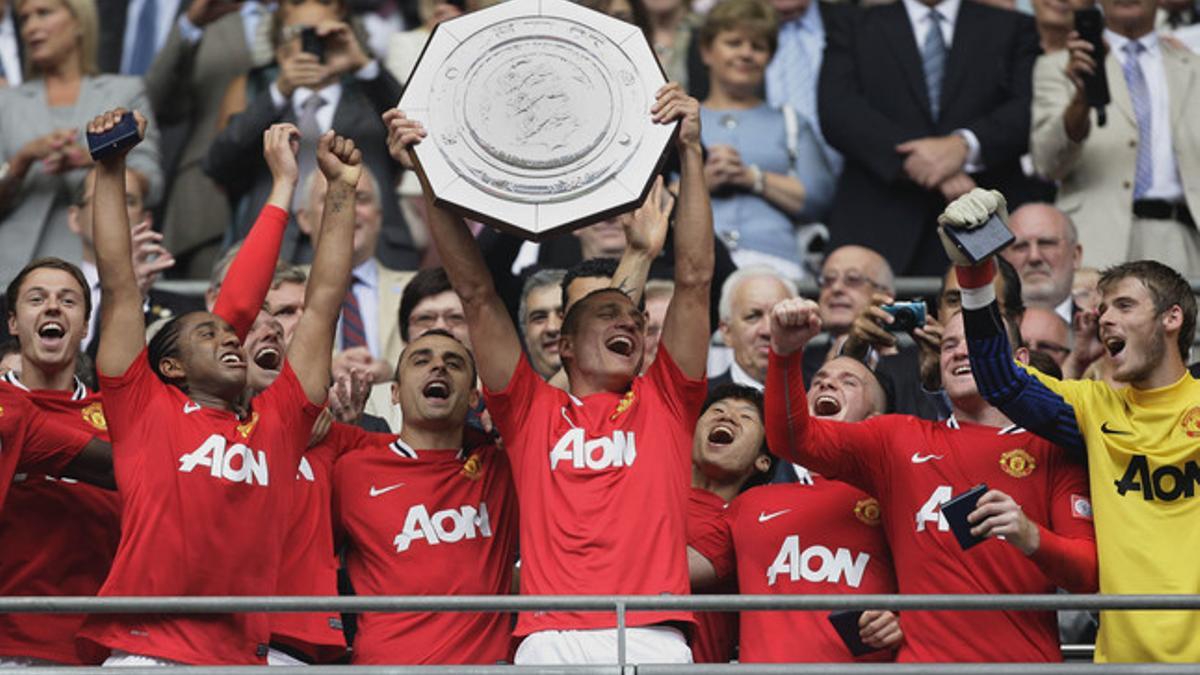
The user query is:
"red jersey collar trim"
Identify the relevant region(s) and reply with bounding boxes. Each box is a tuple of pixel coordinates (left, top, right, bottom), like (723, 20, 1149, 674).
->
(3, 370, 88, 400)
(388, 438, 468, 461)
(945, 415, 1024, 435)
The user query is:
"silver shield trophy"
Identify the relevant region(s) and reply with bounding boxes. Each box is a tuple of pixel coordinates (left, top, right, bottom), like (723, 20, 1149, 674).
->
(399, 0, 677, 240)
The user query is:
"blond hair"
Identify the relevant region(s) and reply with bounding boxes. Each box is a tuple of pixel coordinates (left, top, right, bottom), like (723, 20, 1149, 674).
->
(18, 0, 99, 77)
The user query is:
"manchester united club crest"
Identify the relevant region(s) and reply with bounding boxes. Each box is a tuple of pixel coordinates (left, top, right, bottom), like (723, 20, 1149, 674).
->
(999, 449, 1036, 478)
(609, 389, 636, 421)
(81, 402, 107, 431)
(236, 412, 260, 439)
(1180, 407, 1200, 438)
(854, 497, 881, 526)
(460, 452, 483, 480)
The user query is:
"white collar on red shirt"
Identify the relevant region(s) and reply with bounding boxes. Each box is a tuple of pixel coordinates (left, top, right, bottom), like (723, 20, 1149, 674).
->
(388, 437, 467, 461)
(944, 415, 1023, 435)
(3, 370, 88, 400)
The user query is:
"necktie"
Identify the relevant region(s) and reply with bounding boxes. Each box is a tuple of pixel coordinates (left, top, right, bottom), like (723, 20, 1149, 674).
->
(1122, 41, 1153, 199)
(128, 0, 159, 76)
(293, 93, 327, 211)
(766, 21, 813, 124)
(921, 9, 947, 120)
(340, 279, 367, 350)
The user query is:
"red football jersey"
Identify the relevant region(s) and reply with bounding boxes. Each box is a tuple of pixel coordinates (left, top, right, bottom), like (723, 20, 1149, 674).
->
(483, 348, 707, 635)
(77, 351, 320, 665)
(716, 480, 896, 663)
(766, 351, 1096, 662)
(0, 381, 93, 511)
(333, 438, 518, 664)
(270, 421, 377, 663)
(0, 376, 120, 665)
(686, 488, 736, 664)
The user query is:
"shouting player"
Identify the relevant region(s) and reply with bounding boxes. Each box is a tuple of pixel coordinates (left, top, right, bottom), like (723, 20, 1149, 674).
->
(940, 188, 1200, 662)
(333, 329, 518, 664)
(75, 110, 356, 665)
(691, 362, 901, 663)
(765, 297, 1097, 662)
(386, 82, 712, 664)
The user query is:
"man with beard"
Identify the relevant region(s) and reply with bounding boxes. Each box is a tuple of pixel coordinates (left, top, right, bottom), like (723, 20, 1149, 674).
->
(690, 361, 901, 663)
(941, 188, 1200, 662)
(386, 82, 712, 664)
(75, 109, 354, 665)
(332, 330, 519, 664)
(765, 296, 1097, 662)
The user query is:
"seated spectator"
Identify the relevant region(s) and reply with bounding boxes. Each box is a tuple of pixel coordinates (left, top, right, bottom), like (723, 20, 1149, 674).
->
(141, 0, 275, 278)
(205, 0, 419, 269)
(1021, 306, 1072, 369)
(1031, 0, 1200, 275)
(802, 245, 893, 383)
(0, 0, 162, 275)
(711, 266, 798, 391)
(699, 0, 834, 279)
(518, 269, 567, 381)
(1000, 203, 1082, 323)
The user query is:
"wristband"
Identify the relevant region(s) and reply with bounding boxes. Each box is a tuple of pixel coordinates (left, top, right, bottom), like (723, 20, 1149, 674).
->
(953, 258, 997, 291)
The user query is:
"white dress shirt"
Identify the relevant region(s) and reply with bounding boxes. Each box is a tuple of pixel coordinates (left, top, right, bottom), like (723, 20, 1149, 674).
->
(120, 0, 183, 74)
(1105, 29, 1185, 203)
(728, 359, 764, 391)
(0, 4, 22, 87)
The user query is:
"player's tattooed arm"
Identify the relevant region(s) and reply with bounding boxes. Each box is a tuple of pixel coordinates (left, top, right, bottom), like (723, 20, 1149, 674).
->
(89, 108, 150, 378)
(610, 177, 673, 306)
(656, 84, 713, 379)
(385, 108, 523, 392)
(288, 132, 361, 405)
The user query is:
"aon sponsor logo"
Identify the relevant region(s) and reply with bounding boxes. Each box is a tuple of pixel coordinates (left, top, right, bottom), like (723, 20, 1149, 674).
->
(549, 429, 637, 471)
(767, 535, 871, 587)
(394, 502, 493, 553)
(1114, 455, 1200, 501)
(915, 485, 953, 532)
(178, 435, 269, 485)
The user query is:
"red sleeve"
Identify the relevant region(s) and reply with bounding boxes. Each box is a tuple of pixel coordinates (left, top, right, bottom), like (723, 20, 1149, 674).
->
(1030, 450, 1097, 593)
(212, 204, 289, 340)
(12, 402, 93, 474)
(482, 355, 551, 460)
(646, 345, 708, 425)
(764, 349, 888, 494)
(687, 495, 735, 582)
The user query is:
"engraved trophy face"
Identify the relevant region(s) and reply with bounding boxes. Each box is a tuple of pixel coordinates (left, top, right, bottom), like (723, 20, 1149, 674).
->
(399, 0, 676, 240)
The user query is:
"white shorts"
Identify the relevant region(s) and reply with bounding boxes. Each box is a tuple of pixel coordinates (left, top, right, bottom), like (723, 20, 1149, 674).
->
(514, 626, 693, 665)
(0, 656, 65, 667)
(267, 648, 309, 666)
(103, 650, 182, 667)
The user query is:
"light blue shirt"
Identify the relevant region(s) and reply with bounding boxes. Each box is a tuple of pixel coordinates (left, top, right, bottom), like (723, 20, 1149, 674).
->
(120, 0, 182, 74)
(765, 3, 842, 175)
(700, 103, 835, 261)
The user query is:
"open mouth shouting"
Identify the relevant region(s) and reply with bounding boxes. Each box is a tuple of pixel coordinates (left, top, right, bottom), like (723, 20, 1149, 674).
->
(605, 333, 637, 357)
(1103, 335, 1126, 358)
(707, 422, 736, 447)
(252, 345, 282, 372)
(219, 349, 246, 368)
(812, 393, 842, 417)
(421, 378, 452, 402)
(36, 320, 67, 349)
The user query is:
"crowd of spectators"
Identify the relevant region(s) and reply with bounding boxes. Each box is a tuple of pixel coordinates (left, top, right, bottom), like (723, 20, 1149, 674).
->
(0, 0, 1198, 666)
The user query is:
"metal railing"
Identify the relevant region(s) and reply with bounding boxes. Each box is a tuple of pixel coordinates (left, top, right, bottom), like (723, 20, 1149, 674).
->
(4, 594, 1199, 673)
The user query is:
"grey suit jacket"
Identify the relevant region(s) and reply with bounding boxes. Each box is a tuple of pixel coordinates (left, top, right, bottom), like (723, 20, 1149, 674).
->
(1031, 44, 1200, 269)
(0, 75, 162, 274)
(145, 12, 253, 264)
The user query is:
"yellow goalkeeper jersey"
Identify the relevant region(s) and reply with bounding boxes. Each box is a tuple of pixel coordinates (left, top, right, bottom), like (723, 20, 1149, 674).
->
(1028, 368, 1200, 662)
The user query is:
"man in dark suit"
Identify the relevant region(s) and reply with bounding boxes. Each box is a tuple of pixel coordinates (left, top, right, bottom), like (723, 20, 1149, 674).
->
(818, 0, 1039, 276)
(710, 267, 797, 392)
(204, 3, 419, 269)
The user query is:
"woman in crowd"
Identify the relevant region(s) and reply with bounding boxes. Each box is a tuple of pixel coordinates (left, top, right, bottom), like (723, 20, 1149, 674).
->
(0, 0, 161, 276)
(698, 0, 833, 280)
(635, 0, 702, 91)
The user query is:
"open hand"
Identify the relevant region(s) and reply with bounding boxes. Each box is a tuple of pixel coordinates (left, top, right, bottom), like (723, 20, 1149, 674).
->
(263, 123, 300, 186)
(769, 297, 822, 357)
(622, 176, 673, 255)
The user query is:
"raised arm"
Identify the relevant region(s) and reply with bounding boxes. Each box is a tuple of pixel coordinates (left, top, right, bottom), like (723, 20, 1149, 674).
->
(211, 124, 300, 340)
(286, 132, 361, 405)
(90, 109, 149, 378)
(611, 176, 672, 305)
(384, 108, 523, 392)
(656, 84, 713, 379)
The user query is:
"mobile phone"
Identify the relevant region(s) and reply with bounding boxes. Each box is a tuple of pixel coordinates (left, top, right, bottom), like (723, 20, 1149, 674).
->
(300, 26, 325, 63)
(86, 111, 140, 162)
(941, 213, 1015, 265)
(1074, 8, 1110, 126)
(828, 610, 884, 657)
(940, 484, 989, 551)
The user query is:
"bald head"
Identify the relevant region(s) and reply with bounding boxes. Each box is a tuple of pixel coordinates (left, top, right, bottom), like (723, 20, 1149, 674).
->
(1020, 307, 1071, 366)
(818, 246, 894, 334)
(1001, 204, 1081, 310)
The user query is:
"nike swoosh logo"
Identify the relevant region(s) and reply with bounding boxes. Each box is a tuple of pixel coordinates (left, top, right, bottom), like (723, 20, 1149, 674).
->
(758, 509, 791, 523)
(1100, 422, 1132, 436)
(183, 402, 201, 414)
(911, 452, 944, 463)
(368, 483, 405, 497)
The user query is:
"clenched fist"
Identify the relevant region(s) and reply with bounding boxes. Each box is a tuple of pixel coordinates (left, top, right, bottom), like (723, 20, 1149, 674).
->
(769, 298, 823, 357)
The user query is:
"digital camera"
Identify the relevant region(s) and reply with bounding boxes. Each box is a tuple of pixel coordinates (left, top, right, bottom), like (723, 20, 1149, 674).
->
(881, 301, 926, 333)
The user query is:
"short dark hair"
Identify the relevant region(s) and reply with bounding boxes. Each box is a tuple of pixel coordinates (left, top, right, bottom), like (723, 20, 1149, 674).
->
(6, 257, 92, 323)
(702, 383, 776, 492)
(561, 257, 621, 310)
(399, 268, 454, 343)
(699, 0, 779, 57)
(560, 287, 635, 339)
(1099, 260, 1197, 358)
(1027, 350, 1064, 380)
(395, 327, 478, 385)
